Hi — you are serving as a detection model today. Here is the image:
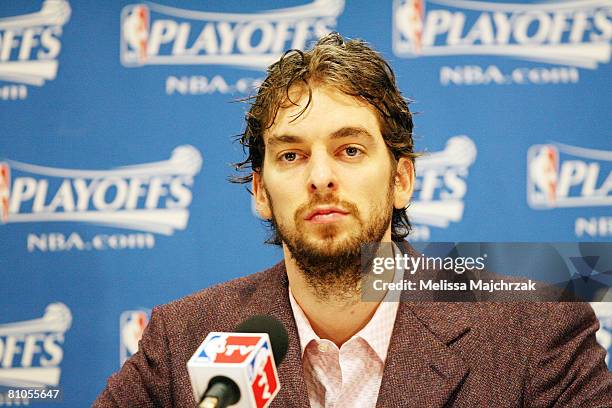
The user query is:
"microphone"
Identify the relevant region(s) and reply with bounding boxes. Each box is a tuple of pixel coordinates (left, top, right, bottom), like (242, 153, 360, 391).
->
(187, 316, 289, 408)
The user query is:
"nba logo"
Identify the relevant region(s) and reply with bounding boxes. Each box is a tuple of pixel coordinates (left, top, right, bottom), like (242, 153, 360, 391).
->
(121, 4, 150, 65)
(119, 309, 150, 365)
(394, 0, 425, 56)
(197, 334, 260, 364)
(0, 163, 9, 223)
(527, 145, 559, 208)
(198, 334, 228, 362)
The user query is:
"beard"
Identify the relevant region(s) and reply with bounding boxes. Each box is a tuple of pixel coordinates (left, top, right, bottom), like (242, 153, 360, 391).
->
(266, 176, 395, 301)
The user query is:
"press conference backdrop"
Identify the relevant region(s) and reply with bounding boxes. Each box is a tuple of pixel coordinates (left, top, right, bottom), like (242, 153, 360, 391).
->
(0, 0, 610, 406)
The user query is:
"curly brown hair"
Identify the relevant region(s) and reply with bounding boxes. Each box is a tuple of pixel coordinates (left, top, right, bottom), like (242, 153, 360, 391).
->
(233, 32, 417, 244)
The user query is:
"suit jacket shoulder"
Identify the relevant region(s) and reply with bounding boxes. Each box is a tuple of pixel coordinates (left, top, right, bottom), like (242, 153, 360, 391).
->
(381, 301, 612, 407)
(160, 264, 285, 336)
(92, 261, 309, 408)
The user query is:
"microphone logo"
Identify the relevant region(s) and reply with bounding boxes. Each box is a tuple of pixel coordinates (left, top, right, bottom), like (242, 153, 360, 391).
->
(197, 334, 260, 364)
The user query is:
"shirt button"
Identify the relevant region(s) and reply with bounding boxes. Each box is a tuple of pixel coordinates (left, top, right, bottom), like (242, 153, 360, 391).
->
(317, 342, 329, 352)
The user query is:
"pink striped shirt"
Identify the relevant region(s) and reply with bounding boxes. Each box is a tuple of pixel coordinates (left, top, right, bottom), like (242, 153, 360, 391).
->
(289, 266, 401, 408)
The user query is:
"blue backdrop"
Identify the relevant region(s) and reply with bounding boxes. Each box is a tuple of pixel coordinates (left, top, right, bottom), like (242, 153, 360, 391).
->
(1, 0, 610, 406)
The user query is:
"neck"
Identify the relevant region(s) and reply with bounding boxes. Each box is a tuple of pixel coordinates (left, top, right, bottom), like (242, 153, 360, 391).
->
(283, 234, 394, 347)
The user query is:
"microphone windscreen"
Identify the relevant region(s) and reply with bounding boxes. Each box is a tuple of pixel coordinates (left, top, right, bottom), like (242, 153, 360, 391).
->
(236, 315, 289, 364)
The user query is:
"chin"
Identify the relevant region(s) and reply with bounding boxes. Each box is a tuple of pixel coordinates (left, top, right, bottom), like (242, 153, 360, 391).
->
(304, 232, 361, 255)
(314, 224, 344, 240)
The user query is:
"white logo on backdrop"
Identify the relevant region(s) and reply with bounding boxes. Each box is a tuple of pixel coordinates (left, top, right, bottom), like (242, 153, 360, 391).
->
(0, 0, 71, 86)
(528, 143, 612, 208)
(119, 310, 150, 366)
(120, 0, 345, 69)
(591, 302, 612, 366)
(409, 135, 477, 228)
(393, 0, 612, 69)
(0, 303, 72, 388)
(1, 146, 203, 235)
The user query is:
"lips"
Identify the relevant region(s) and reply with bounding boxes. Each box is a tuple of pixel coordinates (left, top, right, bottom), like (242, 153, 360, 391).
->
(304, 206, 350, 223)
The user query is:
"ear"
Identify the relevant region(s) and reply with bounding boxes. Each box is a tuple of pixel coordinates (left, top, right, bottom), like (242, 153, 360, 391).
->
(393, 157, 415, 209)
(252, 171, 272, 219)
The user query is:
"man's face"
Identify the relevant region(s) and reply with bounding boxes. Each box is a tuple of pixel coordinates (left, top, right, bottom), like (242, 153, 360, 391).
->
(253, 85, 412, 288)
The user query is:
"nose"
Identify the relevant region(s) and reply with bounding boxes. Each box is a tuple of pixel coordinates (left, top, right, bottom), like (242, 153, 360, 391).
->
(307, 149, 337, 194)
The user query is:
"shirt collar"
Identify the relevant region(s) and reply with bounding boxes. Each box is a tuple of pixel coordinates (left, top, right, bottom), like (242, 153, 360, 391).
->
(288, 243, 403, 362)
(288, 287, 320, 355)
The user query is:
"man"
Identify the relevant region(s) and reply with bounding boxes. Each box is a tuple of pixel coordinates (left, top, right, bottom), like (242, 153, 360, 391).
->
(94, 33, 612, 407)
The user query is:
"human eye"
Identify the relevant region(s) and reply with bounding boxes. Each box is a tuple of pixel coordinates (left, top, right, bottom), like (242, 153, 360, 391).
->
(278, 151, 302, 163)
(339, 145, 364, 158)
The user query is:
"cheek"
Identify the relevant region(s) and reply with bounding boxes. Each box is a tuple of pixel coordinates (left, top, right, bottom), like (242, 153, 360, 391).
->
(345, 164, 391, 194)
(264, 177, 302, 216)
(346, 167, 392, 211)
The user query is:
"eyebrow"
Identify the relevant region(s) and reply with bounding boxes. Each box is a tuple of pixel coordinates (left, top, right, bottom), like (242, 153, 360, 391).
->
(266, 126, 376, 147)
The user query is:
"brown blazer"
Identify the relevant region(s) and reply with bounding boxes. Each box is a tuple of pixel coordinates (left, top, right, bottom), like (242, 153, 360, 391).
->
(93, 261, 612, 407)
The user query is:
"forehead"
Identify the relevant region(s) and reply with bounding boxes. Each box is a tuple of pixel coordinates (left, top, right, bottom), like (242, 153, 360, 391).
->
(265, 84, 384, 143)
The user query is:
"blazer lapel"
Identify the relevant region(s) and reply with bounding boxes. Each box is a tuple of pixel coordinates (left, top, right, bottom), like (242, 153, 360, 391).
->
(376, 300, 471, 408)
(376, 242, 472, 407)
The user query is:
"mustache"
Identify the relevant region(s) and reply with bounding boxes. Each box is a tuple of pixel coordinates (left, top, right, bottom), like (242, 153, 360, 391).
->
(294, 193, 360, 221)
